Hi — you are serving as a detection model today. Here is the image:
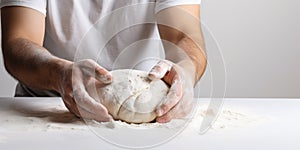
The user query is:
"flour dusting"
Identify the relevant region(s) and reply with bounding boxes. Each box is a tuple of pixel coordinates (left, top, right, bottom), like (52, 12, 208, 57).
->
(0, 102, 267, 133)
(185, 103, 269, 133)
(86, 106, 266, 133)
(0, 103, 87, 132)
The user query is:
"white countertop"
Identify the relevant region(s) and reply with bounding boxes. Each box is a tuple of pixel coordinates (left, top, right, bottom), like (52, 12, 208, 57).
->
(0, 97, 299, 150)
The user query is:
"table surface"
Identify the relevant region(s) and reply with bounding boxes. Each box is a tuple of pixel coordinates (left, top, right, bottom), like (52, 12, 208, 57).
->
(0, 97, 299, 150)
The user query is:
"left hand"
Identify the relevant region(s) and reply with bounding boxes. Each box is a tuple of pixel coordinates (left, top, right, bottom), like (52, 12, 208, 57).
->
(148, 60, 196, 123)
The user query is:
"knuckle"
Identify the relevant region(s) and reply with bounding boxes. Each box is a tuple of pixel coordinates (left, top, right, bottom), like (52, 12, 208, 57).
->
(95, 67, 104, 74)
(168, 90, 180, 100)
(162, 59, 173, 65)
(162, 60, 173, 69)
(78, 59, 94, 68)
(153, 65, 163, 72)
(170, 85, 183, 97)
(84, 59, 95, 65)
(160, 103, 170, 112)
(76, 60, 85, 66)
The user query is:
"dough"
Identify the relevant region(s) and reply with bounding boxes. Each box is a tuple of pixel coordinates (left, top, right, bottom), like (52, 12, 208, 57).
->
(89, 69, 169, 123)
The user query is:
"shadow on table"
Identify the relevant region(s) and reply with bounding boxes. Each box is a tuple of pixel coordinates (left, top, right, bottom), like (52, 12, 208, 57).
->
(10, 100, 82, 124)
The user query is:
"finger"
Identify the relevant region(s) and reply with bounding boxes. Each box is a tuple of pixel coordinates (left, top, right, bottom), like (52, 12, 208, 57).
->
(73, 86, 109, 115)
(77, 106, 112, 122)
(77, 59, 112, 84)
(63, 95, 112, 122)
(156, 95, 194, 123)
(94, 66, 112, 84)
(148, 60, 172, 80)
(73, 86, 112, 121)
(156, 75, 183, 117)
(75, 98, 113, 122)
(62, 95, 81, 117)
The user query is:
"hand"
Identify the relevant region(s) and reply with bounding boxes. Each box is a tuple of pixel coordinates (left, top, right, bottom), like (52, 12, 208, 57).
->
(58, 59, 113, 122)
(149, 60, 196, 123)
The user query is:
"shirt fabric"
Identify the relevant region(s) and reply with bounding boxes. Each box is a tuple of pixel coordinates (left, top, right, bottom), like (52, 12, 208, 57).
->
(0, 0, 201, 97)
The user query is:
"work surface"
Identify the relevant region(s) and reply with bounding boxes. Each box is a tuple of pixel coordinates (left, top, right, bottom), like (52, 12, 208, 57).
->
(0, 97, 299, 150)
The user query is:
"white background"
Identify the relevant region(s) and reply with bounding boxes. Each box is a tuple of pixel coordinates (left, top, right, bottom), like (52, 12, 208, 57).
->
(0, 0, 299, 98)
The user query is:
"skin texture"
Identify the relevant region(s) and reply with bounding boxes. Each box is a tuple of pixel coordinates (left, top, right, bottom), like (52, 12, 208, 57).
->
(1, 5, 206, 123)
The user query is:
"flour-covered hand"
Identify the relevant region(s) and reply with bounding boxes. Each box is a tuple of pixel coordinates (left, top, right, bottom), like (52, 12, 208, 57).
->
(148, 60, 195, 123)
(59, 59, 113, 122)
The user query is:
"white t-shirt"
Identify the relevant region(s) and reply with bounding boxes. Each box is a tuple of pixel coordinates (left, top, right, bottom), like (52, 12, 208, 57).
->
(0, 0, 201, 96)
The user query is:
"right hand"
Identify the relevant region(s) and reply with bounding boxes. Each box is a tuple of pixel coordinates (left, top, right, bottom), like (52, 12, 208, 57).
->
(58, 59, 113, 122)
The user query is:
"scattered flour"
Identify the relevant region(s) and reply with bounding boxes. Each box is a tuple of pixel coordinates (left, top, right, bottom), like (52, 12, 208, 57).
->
(84, 105, 267, 133)
(188, 107, 267, 132)
(0, 101, 267, 133)
(210, 110, 264, 130)
(0, 103, 87, 132)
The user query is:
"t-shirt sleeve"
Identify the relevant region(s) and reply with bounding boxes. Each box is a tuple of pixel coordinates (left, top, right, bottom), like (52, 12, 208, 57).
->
(0, 0, 47, 16)
(155, 0, 201, 14)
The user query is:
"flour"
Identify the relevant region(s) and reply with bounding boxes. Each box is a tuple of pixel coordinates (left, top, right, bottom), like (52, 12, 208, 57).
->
(0, 103, 88, 132)
(86, 105, 266, 133)
(188, 107, 267, 132)
(210, 110, 262, 130)
(0, 101, 266, 133)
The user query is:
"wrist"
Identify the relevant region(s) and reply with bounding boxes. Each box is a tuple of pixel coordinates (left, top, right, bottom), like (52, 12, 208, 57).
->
(176, 60, 197, 85)
(47, 57, 73, 93)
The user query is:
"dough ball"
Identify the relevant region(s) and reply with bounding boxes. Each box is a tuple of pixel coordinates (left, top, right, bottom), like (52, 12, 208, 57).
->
(90, 69, 169, 123)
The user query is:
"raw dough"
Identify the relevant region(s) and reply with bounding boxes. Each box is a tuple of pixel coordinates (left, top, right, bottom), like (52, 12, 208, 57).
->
(89, 69, 169, 123)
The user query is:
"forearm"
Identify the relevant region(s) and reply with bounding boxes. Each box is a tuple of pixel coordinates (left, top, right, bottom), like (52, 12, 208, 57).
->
(2, 38, 71, 92)
(164, 35, 207, 85)
(176, 35, 207, 83)
(156, 4, 206, 85)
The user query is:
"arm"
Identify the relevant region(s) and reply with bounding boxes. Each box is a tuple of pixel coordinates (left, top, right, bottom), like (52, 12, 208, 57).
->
(150, 5, 207, 122)
(1, 6, 64, 91)
(156, 5, 207, 84)
(1, 6, 112, 122)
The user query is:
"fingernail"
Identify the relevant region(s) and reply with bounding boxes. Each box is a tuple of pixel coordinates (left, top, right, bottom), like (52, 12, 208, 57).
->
(100, 74, 112, 84)
(105, 74, 113, 82)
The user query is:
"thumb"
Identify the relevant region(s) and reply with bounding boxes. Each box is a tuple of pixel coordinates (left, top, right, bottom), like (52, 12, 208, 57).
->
(148, 60, 172, 80)
(77, 59, 112, 84)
